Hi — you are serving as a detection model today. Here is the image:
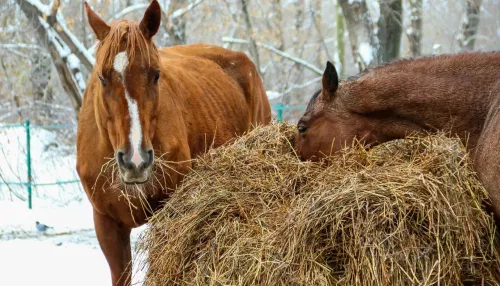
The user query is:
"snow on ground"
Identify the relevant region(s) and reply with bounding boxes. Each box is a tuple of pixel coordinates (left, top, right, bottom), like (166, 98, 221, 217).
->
(0, 199, 147, 286)
(0, 126, 147, 285)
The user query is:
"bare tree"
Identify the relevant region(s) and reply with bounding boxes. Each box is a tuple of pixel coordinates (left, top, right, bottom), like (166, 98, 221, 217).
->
(338, 0, 377, 71)
(240, 0, 261, 72)
(80, 0, 87, 48)
(271, 0, 284, 51)
(458, 0, 483, 51)
(336, 1, 346, 77)
(377, 0, 403, 63)
(16, 0, 86, 113)
(29, 50, 51, 101)
(3, 0, 499, 126)
(165, 0, 188, 46)
(311, 2, 332, 68)
(407, 0, 422, 57)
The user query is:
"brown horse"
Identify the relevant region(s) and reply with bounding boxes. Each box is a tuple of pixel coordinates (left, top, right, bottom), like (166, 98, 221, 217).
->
(77, 1, 271, 285)
(295, 53, 500, 223)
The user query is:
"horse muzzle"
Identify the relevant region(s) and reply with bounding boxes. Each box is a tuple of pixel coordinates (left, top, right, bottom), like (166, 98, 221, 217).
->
(116, 148, 154, 184)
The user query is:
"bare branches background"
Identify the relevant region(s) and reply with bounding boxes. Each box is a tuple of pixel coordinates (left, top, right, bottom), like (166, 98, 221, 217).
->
(1, 0, 500, 124)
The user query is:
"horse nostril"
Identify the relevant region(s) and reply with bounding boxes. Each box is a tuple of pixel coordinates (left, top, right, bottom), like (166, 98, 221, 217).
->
(117, 151, 133, 169)
(117, 151, 125, 165)
(144, 149, 154, 168)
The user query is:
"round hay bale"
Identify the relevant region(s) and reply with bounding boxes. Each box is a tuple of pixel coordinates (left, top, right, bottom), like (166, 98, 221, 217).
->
(137, 123, 500, 285)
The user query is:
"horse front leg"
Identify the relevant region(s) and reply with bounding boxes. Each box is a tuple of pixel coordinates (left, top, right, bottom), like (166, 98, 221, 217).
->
(93, 209, 132, 286)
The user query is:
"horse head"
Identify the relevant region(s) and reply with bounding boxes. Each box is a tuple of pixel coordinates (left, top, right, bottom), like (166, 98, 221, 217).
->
(295, 62, 394, 161)
(85, 0, 162, 184)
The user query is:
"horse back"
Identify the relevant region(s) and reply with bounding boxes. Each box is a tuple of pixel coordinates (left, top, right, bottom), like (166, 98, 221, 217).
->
(159, 44, 271, 126)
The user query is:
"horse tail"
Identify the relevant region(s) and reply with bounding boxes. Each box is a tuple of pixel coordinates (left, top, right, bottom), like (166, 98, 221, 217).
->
(248, 63, 272, 126)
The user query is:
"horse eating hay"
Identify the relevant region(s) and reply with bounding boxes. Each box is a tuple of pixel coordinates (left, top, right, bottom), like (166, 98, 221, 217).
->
(138, 123, 499, 285)
(295, 53, 500, 224)
(76, 1, 271, 285)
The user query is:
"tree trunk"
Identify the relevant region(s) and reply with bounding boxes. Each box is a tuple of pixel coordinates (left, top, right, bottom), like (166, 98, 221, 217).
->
(240, 0, 261, 73)
(458, 0, 482, 51)
(311, 1, 331, 68)
(293, 0, 304, 50)
(272, 0, 285, 51)
(377, 0, 402, 63)
(338, 0, 377, 71)
(407, 0, 422, 57)
(30, 51, 51, 101)
(81, 0, 87, 48)
(336, 1, 346, 77)
(16, 0, 85, 115)
(165, 0, 188, 46)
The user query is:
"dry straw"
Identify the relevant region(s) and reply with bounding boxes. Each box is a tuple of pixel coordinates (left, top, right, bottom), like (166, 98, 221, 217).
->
(137, 123, 500, 285)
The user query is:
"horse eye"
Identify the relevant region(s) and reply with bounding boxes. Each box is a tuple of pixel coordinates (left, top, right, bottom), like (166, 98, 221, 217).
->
(153, 72, 160, 84)
(297, 125, 307, 133)
(98, 74, 107, 86)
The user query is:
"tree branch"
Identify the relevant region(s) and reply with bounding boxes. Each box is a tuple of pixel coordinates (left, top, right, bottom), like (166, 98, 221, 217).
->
(17, 0, 94, 71)
(170, 0, 204, 20)
(108, 3, 149, 22)
(458, 0, 483, 51)
(0, 43, 44, 50)
(222, 37, 322, 75)
(50, 0, 60, 18)
(16, 0, 85, 113)
(240, 0, 261, 73)
(267, 76, 322, 100)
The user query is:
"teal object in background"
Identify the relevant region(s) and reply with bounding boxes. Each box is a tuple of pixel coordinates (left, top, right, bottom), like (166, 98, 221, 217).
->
(271, 104, 307, 122)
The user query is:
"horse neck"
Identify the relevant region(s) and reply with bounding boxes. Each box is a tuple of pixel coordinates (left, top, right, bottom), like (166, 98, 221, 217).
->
(345, 57, 500, 149)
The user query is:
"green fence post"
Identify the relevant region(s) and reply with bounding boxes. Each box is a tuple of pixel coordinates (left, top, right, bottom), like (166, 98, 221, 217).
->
(276, 104, 284, 123)
(25, 120, 32, 209)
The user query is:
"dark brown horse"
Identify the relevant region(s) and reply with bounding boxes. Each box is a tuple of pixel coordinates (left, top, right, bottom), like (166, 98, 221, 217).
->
(295, 53, 500, 223)
(77, 1, 271, 285)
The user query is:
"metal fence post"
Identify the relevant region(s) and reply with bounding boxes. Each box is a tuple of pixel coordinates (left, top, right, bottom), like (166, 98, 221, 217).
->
(25, 120, 32, 209)
(276, 104, 284, 123)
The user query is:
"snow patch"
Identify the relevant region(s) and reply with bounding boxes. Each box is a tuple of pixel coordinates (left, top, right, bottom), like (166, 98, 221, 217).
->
(0, 199, 148, 286)
(266, 91, 282, 101)
(359, 42, 374, 64)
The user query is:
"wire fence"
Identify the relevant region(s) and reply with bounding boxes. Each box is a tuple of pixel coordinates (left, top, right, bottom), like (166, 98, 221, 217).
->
(0, 120, 80, 209)
(0, 105, 305, 209)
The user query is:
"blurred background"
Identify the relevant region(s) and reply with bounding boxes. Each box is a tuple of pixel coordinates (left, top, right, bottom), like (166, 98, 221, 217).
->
(0, 0, 499, 284)
(2, 0, 500, 125)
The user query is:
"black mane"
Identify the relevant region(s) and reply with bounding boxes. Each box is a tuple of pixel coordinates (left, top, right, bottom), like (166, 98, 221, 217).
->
(307, 89, 321, 110)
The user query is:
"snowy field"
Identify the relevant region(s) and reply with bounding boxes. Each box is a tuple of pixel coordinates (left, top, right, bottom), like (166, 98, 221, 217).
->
(0, 200, 147, 286)
(0, 126, 147, 285)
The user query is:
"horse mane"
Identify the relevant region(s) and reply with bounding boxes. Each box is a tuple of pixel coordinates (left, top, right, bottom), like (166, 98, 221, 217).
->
(358, 51, 500, 78)
(94, 20, 157, 74)
(306, 52, 500, 110)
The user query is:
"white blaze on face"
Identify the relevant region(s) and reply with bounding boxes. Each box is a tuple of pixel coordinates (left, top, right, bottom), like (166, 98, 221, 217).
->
(113, 52, 144, 167)
(113, 52, 128, 74)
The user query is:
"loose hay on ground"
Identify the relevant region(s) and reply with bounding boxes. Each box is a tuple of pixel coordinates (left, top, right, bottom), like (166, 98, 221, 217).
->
(137, 123, 500, 285)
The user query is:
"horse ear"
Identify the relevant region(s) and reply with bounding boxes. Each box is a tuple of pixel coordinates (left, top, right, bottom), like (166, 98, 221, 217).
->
(321, 61, 339, 98)
(84, 2, 110, 41)
(140, 0, 162, 39)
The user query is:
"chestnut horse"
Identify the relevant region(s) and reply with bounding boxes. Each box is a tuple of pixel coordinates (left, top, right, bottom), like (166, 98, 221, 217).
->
(77, 1, 271, 285)
(295, 53, 500, 223)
